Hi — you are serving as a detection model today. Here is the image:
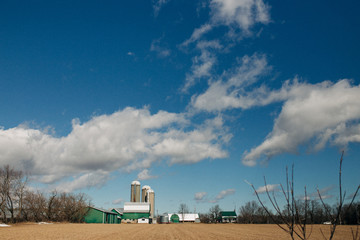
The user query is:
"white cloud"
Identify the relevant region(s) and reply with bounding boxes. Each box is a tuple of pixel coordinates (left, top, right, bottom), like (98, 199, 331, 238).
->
(182, 40, 223, 92)
(182, 24, 213, 47)
(137, 169, 158, 180)
(194, 192, 207, 201)
(243, 79, 360, 166)
(153, 0, 170, 17)
(112, 198, 124, 205)
(55, 171, 110, 193)
(191, 53, 272, 111)
(215, 188, 235, 200)
(0, 107, 229, 190)
(210, 0, 271, 33)
(190, 49, 360, 166)
(255, 184, 279, 194)
(181, 0, 271, 91)
(150, 38, 171, 58)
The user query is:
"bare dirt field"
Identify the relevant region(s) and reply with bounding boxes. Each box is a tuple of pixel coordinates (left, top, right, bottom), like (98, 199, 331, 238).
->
(0, 223, 357, 240)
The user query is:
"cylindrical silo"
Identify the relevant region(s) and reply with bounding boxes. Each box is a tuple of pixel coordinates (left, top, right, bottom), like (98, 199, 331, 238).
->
(147, 189, 155, 218)
(160, 214, 169, 224)
(131, 180, 141, 202)
(141, 185, 151, 202)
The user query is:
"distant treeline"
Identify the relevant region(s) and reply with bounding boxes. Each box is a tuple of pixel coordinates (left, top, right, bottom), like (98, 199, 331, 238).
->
(0, 165, 90, 223)
(199, 201, 359, 225)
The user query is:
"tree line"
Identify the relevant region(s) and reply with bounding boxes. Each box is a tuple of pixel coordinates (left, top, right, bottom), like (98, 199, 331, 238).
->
(0, 165, 90, 223)
(198, 200, 359, 225)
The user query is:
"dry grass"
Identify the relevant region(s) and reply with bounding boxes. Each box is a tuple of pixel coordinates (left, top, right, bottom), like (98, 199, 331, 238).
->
(0, 223, 357, 240)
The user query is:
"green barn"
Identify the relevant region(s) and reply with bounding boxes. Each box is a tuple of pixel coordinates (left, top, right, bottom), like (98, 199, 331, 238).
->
(83, 207, 120, 224)
(111, 208, 123, 223)
(122, 202, 151, 223)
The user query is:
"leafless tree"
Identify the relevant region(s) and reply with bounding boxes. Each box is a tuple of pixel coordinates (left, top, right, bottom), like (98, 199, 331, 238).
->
(317, 151, 360, 240)
(0, 165, 27, 223)
(248, 165, 312, 240)
(179, 203, 189, 223)
(248, 151, 359, 240)
(209, 204, 221, 223)
(239, 201, 259, 224)
(23, 190, 47, 222)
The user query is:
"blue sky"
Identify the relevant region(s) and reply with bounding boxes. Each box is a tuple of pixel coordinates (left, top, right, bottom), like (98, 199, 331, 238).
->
(1, 0, 359, 214)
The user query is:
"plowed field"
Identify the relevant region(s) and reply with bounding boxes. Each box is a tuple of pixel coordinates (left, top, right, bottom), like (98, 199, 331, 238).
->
(0, 223, 356, 239)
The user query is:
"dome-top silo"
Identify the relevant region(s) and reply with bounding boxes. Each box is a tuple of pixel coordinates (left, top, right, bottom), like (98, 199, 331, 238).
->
(147, 189, 155, 218)
(130, 180, 141, 202)
(141, 185, 151, 202)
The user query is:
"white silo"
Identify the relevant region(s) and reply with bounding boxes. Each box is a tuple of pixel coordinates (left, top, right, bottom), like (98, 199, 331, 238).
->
(142, 185, 151, 202)
(147, 189, 155, 218)
(130, 180, 141, 202)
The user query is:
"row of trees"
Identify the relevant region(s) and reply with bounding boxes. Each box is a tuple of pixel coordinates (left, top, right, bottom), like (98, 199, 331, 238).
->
(198, 200, 359, 225)
(237, 200, 360, 225)
(0, 165, 90, 223)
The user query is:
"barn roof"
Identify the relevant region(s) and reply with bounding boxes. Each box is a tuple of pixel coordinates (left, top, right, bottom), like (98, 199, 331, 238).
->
(220, 211, 237, 217)
(111, 208, 124, 215)
(89, 206, 117, 215)
(124, 202, 150, 213)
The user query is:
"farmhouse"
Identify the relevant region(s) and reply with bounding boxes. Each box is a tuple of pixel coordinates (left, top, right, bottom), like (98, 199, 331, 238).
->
(219, 211, 237, 223)
(83, 207, 120, 224)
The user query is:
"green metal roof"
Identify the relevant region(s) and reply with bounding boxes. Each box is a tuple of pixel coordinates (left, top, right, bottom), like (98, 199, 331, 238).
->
(220, 211, 237, 217)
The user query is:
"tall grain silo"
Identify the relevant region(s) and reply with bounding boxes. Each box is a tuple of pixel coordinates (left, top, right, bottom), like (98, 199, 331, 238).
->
(141, 185, 151, 202)
(147, 189, 155, 218)
(130, 180, 141, 202)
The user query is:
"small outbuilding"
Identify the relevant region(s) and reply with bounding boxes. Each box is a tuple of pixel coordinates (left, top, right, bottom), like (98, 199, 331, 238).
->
(83, 207, 120, 224)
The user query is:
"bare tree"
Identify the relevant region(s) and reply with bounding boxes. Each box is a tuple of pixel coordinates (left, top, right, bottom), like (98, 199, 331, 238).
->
(248, 165, 312, 240)
(0, 165, 26, 223)
(317, 151, 360, 240)
(239, 201, 259, 224)
(179, 203, 189, 223)
(248, 151, 359, 240)
(209, 204, 221, 223)
(23, 190, 47, 222)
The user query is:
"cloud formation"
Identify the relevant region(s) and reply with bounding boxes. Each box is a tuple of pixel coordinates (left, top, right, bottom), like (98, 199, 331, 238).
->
(190, 51, 360, 166)
(210, 0, 271, 33)
(137, 169, 158, 180)
(243, 79, 360, 166)
(181, 0, 271, 92)
(255, 184, 279, 194)
(194, 191, 207, 201)
(153, 0, 170, 17)
(191, 53, 271, 111)
(112, 198, 124, 205)
(215, 188, 235, 200)
(0, 107, 229, 191)
(150, 38, 171, 58)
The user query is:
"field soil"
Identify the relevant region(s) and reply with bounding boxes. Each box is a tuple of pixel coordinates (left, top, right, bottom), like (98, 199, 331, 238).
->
(0, 223, 357, 240)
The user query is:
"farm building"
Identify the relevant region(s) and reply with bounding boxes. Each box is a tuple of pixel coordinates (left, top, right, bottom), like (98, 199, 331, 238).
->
(168, 213, 200, 223)
(122, 202, 150, 223)
(219, 211, 237, 223)
(83, 207, 120, 224)
(170, 214, 179, 223)
(111, 208, 123, 222)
